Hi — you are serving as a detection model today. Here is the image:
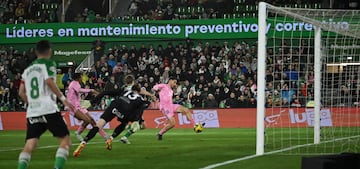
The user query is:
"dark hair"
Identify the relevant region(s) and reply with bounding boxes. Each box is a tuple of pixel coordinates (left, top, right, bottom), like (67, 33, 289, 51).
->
(169, 76, 177, 81)
(124, 74, 135, 85)
(36, 40, 51, 55)
(74, 73, 82, 80)
(131, 83, 141, 92)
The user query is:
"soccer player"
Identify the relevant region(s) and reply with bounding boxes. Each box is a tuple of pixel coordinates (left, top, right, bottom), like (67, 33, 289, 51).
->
(93, 74, 155, 144)
(66, 72, 107, 142)
(116, 75, 155, 144)
(73, 84, 149, 157)
(152, 76, 197, 140)
(17, 40, 75, 169)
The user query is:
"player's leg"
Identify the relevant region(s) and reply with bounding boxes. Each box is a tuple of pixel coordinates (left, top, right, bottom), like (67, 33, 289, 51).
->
(84, 112, 107, 140)
(82, 118, 107, 143)
(74, 121, 88, 142)
(121, 109, 145, 144)
(139, 117, 146, 129)
(72, 109, 91, 141)
(45, 112, 71, 169)
(176, 105, 195, 125)
(18, 117, 47, 169)
(55, 135, 71, 169)
(75, 110, 90, 135)
(157, 106, 177, 140)
(111, 121, 127, 140)
(73, 118, 107, 157)
(120, 121, 139, 144)
(18, 138, 38, 169)
(157, 117, 175, 140)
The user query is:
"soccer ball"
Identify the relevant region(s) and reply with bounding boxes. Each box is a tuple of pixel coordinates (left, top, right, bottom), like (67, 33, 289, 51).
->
(194, 123, 205, 133)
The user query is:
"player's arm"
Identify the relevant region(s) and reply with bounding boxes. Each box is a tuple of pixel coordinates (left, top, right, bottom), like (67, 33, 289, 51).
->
(46, 78, 75, 111)
(75, 83, 94, 93)
(140, 88, 156, 101)
(91, 88, 123, 104)
(18, 81, 27, 103)
(152, 84, 163, 93)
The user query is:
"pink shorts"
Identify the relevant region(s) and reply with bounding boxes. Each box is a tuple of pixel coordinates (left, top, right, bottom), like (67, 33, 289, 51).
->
(160, 104, 180, 119)
(67, 105, 88, 116)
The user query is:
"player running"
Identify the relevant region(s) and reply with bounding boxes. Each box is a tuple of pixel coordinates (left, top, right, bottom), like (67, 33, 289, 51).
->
(17, 40, 75, 169)
(73, 84, 149, 157)
(152, 76, 200, 140)
(66, 73, 107, 142)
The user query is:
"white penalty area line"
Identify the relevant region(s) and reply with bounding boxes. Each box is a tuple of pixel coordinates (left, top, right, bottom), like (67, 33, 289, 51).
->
(200, 135, 360, 169)
(0, 141, 105, 152)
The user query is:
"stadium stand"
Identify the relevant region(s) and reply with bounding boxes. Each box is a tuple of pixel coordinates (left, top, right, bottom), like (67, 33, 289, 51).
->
(0, 0, 359, 111)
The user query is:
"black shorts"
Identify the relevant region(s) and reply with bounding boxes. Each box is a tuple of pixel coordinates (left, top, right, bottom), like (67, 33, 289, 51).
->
(101, 100, 125, 123)
(26, 112, 69, 140)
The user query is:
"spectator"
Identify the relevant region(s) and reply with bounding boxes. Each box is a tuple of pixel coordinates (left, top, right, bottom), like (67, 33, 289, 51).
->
(15, 3, 25, 18)
(191, 91, 203, 108)
(204, 93, 218, 108)
(107, 54, 117, 69)
(93, 39, 105, 62)
(225, 92, 239, 108)
(62, 67, 73, 88)
(128, 1, 139, 16)
(248, 97, 257, 108)
(238, 95, 248, 108)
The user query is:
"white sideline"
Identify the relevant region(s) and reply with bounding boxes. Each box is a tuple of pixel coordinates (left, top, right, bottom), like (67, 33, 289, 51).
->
(200, 135, 360, 169)
(0, 141, 104, 152)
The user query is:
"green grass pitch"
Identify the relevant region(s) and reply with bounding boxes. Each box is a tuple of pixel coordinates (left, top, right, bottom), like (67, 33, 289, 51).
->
(0, 128, 347, 169)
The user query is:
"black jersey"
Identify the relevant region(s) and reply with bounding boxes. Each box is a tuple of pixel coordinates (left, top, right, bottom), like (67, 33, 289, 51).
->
(90, 88, 125, 105)
(100, 90, 149, 122)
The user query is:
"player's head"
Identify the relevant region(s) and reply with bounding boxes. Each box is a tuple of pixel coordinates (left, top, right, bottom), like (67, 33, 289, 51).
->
(124, 74, 135, 85)
(74, 73, 82, 81)
(36, 40, 52, 58)
(168, 76, 178, 88)
(131, 83, 141, 92)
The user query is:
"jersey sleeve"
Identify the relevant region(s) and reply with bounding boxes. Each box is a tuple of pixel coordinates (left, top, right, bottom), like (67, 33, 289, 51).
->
(44, 60, 57, 79)
(152, 84, 164, 91)
(73, 82, 92, 93)
(91, 88, 124, 105)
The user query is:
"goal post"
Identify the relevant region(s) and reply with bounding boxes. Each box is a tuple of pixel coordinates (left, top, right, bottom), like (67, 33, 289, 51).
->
(256, 1, 267, 155)
(257, 2, 360, 155)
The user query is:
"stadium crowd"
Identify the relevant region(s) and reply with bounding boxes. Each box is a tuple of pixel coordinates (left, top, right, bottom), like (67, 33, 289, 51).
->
(1, 0, 359, 111)
(0, 0, 330, 24)
(0, 0, 61, 24)
(75, 0, 325, 23)
(1, 37, 323, 111)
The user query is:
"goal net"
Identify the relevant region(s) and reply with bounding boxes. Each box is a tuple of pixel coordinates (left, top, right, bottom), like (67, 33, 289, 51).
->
(257, 2, 360, 155)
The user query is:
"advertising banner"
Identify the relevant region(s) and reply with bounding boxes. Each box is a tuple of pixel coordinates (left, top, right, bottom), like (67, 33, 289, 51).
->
(0, 113, 3, 130)
(0, 18, 347, 44)
(0, 108, 358, 130)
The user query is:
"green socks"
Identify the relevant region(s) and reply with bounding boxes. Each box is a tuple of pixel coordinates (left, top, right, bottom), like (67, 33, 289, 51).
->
(54, 148, 68, 169)
(18, 152, 30, 169)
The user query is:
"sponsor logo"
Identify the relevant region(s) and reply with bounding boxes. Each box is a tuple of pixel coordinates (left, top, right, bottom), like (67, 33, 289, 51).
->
(265, 109, 333, 127)
(178, 110, 220, 128)
(289, 109, 332, 126)
(53, 50, 91, 57)
(265, 110, 285, 127)
(69, 112, 110, 129)
(153, 116, 167, 128)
